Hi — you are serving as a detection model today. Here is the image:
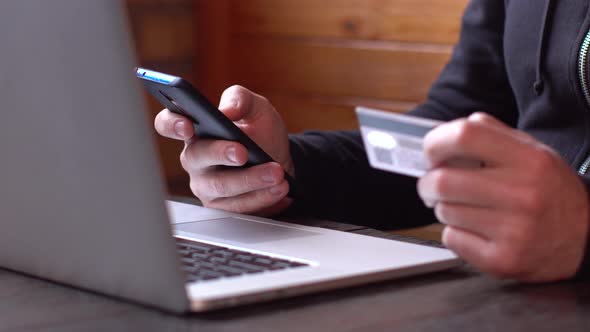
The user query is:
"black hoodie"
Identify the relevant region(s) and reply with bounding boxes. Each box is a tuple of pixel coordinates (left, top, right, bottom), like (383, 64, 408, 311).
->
(289, 0, 590, 277)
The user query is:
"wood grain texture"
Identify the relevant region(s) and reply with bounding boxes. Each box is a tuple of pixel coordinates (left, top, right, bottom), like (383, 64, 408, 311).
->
(193, 0, 231, 102)
(233, 37, 452, 103)
(126, 0, 194, 185)
(232, 0, 468, 45)
(192, 0, 465, 133)
(267, 94, 416, 132)
(129, 9, 193, 61)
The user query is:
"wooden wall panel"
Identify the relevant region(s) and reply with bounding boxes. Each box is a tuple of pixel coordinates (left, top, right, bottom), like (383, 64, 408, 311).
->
(269, 94, 415, 132)
(192, 0, 231, 102)
(131, 11, 193, 61)
(232, 0, 467, 45)
(220, 0, 468, 133)
(194, 0, 468, 133)
(233, 38, 452, 103)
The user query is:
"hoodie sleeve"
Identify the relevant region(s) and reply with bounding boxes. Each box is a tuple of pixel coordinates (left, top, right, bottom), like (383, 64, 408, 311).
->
(287, 0, 518, 229)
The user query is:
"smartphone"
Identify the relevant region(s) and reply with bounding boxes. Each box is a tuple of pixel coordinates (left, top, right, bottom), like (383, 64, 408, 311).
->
(136, 67, 296, 197)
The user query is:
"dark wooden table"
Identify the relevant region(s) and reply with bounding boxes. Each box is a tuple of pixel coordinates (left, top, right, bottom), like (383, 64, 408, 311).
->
(2, 204, 590, 332)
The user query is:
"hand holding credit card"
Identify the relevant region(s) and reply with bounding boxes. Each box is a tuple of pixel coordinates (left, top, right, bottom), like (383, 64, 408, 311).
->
(357, 107, 440, 177)
(356, 107, 481, 177)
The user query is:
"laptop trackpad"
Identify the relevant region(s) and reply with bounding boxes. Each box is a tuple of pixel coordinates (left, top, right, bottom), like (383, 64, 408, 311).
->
(174, 217, 319, 245)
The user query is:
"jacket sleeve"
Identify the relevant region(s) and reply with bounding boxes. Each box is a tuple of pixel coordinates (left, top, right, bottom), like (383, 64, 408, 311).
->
(287, 0, 518, 230)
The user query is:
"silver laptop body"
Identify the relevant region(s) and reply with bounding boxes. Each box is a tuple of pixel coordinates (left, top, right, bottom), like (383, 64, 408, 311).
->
(0, 0, 460, 313)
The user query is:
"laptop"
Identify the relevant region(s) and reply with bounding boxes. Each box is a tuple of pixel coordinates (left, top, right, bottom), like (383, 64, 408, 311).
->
(0, 0, 461, 313)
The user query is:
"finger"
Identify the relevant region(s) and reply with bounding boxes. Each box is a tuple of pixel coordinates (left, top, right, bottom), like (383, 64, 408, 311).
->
(468, 112, 510, 129)
(424, 117, 529, 168)
(417, 167, 515, 209)
(442, 226, 494, 270)
(181, 139, 248, 171)
(192, 163, 285, 200)
(207, 180, 290, 215)
(218, 85, 268, 123)
(154, 109, 194, 140)
(469, 112, 536, 143)
(434, 202, 506, 240)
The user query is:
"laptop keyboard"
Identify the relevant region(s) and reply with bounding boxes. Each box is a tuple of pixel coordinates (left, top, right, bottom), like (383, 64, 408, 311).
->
(176, 237, 309, 283)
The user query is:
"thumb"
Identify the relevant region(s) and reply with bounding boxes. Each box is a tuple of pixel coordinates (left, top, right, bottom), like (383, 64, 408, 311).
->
(218, 85, 258, 122)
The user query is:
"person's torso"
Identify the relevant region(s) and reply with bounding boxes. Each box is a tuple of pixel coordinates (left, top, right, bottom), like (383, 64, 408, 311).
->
(504, 0, 590, 172)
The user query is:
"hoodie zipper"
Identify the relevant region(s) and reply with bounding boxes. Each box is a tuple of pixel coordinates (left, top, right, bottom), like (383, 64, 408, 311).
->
(577, 29, 590, 175)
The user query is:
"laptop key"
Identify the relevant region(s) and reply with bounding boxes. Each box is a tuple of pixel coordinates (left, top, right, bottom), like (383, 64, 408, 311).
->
(253, 257, 274, 266)
(199, 261, 218, 270)
(228, 260, 267, 273)
(182, 265, 199, 274)
(211, 249, 235, 258)
(209, 256, 229, 265)
(181, 257, 196, 265)
(271, 261, 292, 269)
(235, 254, 255, 262)
(191, 252, 209, 260)
(177, 249, 190, 256)
(215, 265, 245, 276)
(197, 270, 225, 280)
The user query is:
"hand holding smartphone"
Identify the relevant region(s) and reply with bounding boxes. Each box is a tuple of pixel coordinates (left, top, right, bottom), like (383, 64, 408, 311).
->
(136, 68, 296, 197)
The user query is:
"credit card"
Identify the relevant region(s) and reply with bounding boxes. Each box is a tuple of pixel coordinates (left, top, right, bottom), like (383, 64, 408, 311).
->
(356, 107, 443, 177)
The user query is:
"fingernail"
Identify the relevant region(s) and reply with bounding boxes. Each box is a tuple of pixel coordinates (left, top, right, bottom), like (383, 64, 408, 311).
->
(174, 121, 186, 138)
(270, 185, 283, 195)
(225, 146, 238, 164)
(261, 167, 277, 183)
